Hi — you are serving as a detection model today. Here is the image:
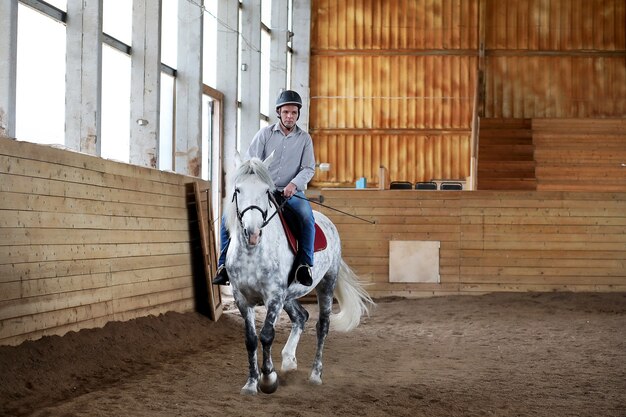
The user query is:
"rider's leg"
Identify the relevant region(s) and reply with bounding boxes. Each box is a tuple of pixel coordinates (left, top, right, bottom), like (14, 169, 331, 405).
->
(212, 215, 231, 285)
(286, 191, 315, 285)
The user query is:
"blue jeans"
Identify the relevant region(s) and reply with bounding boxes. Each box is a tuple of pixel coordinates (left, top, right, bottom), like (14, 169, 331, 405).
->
(218, 191, 315, 267)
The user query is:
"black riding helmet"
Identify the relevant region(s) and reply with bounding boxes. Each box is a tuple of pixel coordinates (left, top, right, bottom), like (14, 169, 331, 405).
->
(275, 89, 302, 111)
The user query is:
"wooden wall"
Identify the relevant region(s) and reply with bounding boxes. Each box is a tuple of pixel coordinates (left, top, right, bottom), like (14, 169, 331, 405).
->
(309, 0, 626, 188)
(318, 189, 626, 297)
(310, 0, 477, 187)
(0, 137, 208, 346)
(483, 0, 626, 118)
(533, 118, 626, 191)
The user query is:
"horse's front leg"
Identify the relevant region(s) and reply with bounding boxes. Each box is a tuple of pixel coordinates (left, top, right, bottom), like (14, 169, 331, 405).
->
(258, 297, 283, 394)
(238, 305, 260, 395)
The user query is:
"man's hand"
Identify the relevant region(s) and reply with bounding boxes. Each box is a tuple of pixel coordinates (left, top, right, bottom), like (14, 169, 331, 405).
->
(283, 182, 297, 198)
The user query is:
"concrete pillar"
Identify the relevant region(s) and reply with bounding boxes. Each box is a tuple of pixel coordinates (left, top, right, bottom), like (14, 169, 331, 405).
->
(291, 0, 311, 131)
(174, 0, 203, 176)
(268, 0, 289, 114)
(216, 0, 240, 179)
(239, 0, 262, 152)
(129, 0, 161, 168)
(0, 0, 17, 139)
(65, 0, 102, 155)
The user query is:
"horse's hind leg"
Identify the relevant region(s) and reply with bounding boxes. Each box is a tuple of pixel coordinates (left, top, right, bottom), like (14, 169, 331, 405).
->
(281, 299, 310, 372)
(310, 274, 336, 385)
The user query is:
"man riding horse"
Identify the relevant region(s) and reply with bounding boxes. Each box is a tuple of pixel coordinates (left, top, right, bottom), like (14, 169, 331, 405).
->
(213, 89, 316, 287)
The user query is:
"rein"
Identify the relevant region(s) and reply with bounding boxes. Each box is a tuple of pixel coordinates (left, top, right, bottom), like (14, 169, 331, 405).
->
(292, 194, 376, 224)
(233, 188, 376, 232)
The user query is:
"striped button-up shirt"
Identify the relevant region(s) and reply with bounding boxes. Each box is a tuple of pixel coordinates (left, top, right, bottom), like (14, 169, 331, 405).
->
(245, 123, 315, 191)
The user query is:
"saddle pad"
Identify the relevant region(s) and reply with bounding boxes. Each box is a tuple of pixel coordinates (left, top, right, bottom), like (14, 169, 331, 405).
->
(278, 211, 327, 255)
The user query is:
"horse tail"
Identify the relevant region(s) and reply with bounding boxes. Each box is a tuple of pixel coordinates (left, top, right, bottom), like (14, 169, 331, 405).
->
(331, 259, 375, 332)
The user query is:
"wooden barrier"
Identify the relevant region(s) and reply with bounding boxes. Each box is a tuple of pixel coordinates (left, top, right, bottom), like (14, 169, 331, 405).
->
(318, 189, 626, 298)
(0, 138, 210, 346)
(533, 118, 626, 192)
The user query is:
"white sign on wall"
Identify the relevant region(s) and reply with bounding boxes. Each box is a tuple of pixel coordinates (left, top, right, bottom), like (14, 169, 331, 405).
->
(389, 241, 440, 283)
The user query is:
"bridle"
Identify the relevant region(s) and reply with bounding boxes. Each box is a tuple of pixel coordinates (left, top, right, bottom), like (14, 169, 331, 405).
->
(232, 188, 288, 238)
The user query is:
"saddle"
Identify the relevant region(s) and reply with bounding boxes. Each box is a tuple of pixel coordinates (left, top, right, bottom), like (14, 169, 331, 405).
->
(271, 191, 327, 256)
(277, 204, 327, 255)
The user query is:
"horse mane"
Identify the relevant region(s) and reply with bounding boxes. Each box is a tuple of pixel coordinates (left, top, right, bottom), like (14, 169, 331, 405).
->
(225, 157, 276, 232)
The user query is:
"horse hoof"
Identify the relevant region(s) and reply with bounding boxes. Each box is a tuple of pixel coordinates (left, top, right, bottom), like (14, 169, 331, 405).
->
(259, 370, 279, 394)
(281, 356, 298, 372)
(309, 372, 323, 385)
(240, 380, 258, 395)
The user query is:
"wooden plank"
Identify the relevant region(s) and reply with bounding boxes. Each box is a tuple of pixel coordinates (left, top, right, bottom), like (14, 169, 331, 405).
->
(193, 181, 223, 321)
(0, 303, 113, 344)
(0, 315, 112, 347)
(0, 154, 185, 197)
(112, 297, 194, 322)
(111, 264, 192, 286)
(458, 283, 626, 293)
(0, 288, 113, 322)
(0, 228, 190, 246)
(0, 254, 190, 284)
(0, 242, 191, 264)
(0, 173, 186, 209)
(0, 210, 190, 230)
(460, 248, 626, 260)
(111, 276, 192, 299)
(0, 137, 190, 186)
(0, 191, 188, 219)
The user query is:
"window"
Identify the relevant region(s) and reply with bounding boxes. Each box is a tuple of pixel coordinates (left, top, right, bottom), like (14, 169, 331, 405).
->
(161, 0, 178, 69)
(101, 45, 131, 162)
(15, 3, 66, 145)
(260, 29, 271, 117)
(45, 0, 66, 11)
(159, 73, 175, 171)
(203, 2, 218, 87)
(103, 0, 132, 45)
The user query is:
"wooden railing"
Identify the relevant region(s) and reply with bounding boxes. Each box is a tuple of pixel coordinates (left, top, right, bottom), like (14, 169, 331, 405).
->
(318, 189, 626, 298)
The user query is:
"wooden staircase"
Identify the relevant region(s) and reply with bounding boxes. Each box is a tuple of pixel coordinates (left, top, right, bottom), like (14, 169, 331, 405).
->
(476, 118, 536, 190)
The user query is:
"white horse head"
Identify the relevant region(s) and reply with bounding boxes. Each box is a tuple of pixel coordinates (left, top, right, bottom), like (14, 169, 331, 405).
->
(226, 152, 276, 247)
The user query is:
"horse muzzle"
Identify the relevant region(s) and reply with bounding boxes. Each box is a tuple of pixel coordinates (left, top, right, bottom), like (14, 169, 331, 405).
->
(244, 228, 262, 246)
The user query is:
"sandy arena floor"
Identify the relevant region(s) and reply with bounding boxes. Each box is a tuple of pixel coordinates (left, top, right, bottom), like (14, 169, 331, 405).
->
(1, 292, 625, 417)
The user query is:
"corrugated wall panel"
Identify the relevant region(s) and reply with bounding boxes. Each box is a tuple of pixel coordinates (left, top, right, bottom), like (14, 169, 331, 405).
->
(483, 0, 626, 118)
(486, 55, 626, 118)
(485, 0, 626, 51)
(310, 55, 476, 130)
(313, 133, 471, 187)
(312, 0, 479, 50)
(310, 0, 478, 187)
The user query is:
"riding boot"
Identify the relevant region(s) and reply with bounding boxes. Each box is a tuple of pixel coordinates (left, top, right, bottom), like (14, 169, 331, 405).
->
(295, 263, 313, 286)
(212, 265, 230, 285)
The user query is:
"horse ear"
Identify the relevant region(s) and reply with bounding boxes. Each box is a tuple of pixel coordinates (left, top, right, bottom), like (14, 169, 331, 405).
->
(263, 151, 275, 167)
(234, 150, 243, 167)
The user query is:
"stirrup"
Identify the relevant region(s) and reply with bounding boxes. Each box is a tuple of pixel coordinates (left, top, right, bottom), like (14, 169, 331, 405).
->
(212, 265, 230, 286)
(295, 264, 313, 286)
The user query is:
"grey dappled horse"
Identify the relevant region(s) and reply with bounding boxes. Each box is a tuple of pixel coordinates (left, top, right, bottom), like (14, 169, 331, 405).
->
(224, 153, 374, 395)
